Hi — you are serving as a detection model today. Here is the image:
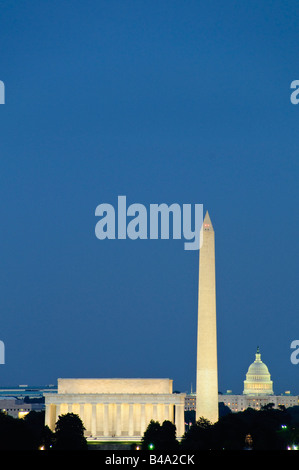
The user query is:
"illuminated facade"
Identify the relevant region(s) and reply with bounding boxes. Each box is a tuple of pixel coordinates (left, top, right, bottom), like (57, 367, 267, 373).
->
(243, 347, 273, 396)
(196, 211, 218, 423)
(45, 378, 186, 441)
(0, 398, 42, 418)
(185, 393, 298, 413)
(187, 347, 298, 413)
(218, 392, 298, 412)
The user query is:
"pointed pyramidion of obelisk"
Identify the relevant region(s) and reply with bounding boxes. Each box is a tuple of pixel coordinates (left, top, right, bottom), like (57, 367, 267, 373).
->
(202, 211, 213, 232)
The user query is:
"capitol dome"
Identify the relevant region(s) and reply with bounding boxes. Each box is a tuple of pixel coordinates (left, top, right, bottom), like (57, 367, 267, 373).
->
(243, 347, 274, 395)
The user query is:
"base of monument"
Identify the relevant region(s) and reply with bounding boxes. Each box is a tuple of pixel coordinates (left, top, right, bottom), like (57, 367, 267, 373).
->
(87, 436, 141, 442)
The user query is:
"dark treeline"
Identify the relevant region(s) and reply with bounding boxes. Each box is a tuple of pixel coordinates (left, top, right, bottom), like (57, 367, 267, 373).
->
(0, 411, 87, 450)
(1, 405, 299, 450)
(142, 404, 299, 451)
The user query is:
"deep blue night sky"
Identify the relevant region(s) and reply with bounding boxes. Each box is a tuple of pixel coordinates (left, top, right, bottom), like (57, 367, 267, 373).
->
(0, 1, 298, 395)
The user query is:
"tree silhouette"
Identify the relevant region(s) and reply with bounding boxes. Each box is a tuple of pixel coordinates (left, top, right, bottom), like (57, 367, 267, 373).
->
(24, 410, 54, 449)
(180, 417, 214, 450)
(141, 420, 179, 451)
(181, 406, 294, 450)
(53, 413, 88, 450)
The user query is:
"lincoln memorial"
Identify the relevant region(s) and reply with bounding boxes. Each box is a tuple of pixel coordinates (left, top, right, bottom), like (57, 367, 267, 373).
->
(44, 378, 186, 441)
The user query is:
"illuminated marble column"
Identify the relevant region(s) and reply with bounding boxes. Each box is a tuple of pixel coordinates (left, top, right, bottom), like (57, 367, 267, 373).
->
(103, 404, 109, 437)
(80, 404, 85, 427)
(153, 404, 158, 421)
(55, 404, 61, 423)
(91, 404, 97, 436)
(175, 404, 185, 437)
(140, 404, 146, 436)
(128, 404, 134, 437)
(116, 404, 122, 437)
(45, 404, 56, 430)
(196, 211, 219, 423)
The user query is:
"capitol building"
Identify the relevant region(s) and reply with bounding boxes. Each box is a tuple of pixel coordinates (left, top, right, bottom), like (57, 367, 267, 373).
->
(243, 347, 274, 396)
(185, 348, 299, 413)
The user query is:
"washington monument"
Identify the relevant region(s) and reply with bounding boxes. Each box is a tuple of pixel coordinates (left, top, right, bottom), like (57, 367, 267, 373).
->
(196, 211, 219, 423)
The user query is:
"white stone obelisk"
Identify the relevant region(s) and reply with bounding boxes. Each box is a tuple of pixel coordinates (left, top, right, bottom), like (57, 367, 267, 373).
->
(196, 211, 219, 423)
